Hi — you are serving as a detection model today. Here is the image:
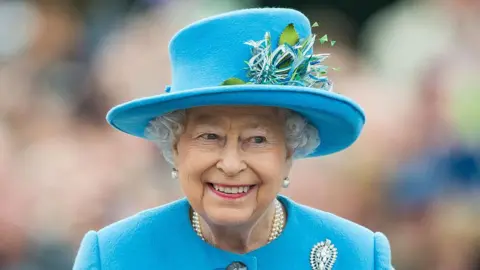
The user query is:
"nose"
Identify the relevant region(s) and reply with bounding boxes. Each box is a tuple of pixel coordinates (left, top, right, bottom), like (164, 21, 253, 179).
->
(216, 142, 247, 176)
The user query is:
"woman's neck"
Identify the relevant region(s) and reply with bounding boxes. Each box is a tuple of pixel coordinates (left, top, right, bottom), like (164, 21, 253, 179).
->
(199, 200, 280, 254)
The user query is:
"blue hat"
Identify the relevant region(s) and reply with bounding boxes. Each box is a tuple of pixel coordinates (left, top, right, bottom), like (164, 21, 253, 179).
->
(106, 8, 365, 157)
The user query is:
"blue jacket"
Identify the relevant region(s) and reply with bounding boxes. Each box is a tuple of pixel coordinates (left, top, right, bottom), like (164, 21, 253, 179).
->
(73, 195, 392, 269)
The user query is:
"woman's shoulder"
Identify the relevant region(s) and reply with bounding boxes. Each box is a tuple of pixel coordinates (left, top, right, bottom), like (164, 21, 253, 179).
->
(73, 198, 193, 269)
(94, 197, 191, 248)
(282, 195, 374, 235)
(281, 195, 392, 269)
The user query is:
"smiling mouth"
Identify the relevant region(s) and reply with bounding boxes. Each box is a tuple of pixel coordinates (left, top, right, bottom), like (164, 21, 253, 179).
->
(209, 183, 255, 194)
(207, 183, 256, 197)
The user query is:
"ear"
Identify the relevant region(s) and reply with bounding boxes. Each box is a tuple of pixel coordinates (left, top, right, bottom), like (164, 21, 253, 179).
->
(172, 140, 180, 167)
(284, 150, 294, 176)
(285, 146, 294, 162)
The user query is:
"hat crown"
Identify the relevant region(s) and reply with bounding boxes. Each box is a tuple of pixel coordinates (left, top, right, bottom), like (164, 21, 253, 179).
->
(168, 8, 312, 92)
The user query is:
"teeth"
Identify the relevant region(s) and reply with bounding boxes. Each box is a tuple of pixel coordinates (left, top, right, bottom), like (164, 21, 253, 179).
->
(213, 184, 251, 194)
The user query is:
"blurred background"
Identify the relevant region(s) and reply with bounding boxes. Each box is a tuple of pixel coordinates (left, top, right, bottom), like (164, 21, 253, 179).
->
(0, 0, 479, 269)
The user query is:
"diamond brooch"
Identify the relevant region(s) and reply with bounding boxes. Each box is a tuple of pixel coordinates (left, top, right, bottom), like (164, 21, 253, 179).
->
(310, 239, 338, 270)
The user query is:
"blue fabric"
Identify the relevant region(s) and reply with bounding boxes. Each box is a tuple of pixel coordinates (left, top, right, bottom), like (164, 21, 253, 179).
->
(106, 8, 365, 157)
(73, 196, 392, 269)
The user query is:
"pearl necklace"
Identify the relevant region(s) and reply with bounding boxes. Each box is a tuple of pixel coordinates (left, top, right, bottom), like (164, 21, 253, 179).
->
(192, 200, 285, 243)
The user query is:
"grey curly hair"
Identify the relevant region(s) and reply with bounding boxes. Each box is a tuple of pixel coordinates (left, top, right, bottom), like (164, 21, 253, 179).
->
(145, 109, 320, 165)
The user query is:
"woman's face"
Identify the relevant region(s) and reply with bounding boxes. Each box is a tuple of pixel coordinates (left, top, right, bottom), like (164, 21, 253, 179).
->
(173, 106, 292, 227)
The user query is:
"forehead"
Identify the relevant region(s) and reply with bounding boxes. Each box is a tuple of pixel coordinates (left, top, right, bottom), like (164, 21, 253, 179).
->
(186, 106, 283, 126)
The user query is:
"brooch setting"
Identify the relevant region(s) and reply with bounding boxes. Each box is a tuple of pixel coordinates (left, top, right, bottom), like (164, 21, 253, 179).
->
(310, 239, 338, 270)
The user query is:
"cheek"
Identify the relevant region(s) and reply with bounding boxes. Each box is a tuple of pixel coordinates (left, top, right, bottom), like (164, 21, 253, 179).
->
(248, 155, 285, 213)
(175, 140, 217, 203)
(248, 152, 286, 188)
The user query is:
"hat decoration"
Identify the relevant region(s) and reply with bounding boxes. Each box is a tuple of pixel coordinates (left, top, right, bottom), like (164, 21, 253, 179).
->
(221, 22, 336, 93)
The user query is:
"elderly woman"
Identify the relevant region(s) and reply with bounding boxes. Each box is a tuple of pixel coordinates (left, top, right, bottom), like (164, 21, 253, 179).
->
(73, 8, 393, 270)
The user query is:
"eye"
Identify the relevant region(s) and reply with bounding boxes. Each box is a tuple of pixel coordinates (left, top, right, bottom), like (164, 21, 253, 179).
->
(249, 136, 267, 144)
(200, 133, 219, 140)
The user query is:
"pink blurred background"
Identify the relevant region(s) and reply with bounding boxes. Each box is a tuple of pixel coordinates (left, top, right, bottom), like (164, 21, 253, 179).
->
(0, 0, 479, 269)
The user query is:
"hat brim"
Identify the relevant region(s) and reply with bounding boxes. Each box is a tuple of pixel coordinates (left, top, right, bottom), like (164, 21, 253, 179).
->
(106, 85, 365, 157)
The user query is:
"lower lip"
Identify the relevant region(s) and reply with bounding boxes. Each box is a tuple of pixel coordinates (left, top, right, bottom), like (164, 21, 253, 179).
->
(208, 184, 254, 199)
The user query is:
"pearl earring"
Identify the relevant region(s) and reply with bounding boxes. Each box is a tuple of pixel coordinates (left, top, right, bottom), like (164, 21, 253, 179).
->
(282, 177, 290, 188)
(171, 168, 178, 179)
